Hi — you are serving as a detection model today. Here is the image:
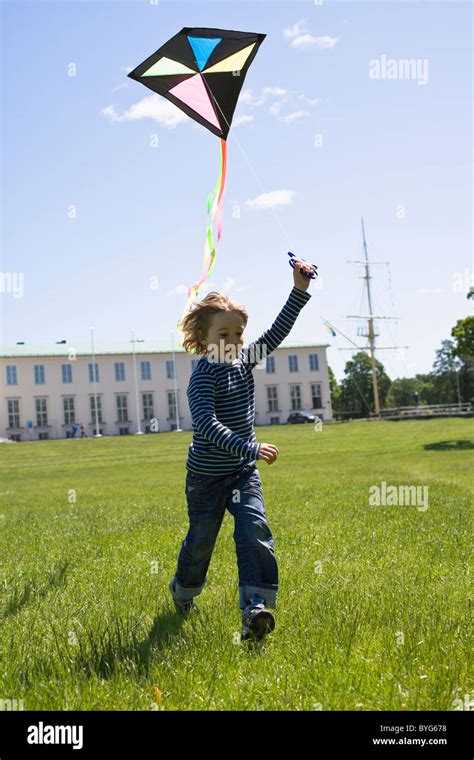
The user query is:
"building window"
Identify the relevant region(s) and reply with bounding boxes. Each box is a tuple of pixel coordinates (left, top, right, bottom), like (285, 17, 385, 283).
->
(166, 360, 176, 379)
(7, 399, 20, 428)
(38, 432, 49, 441)
(289, 355, 298, 373)
(34, 365, 45, 384)
(290, 385, 302, 411)
(35, 398, 48, 426)
(6, 366, 17, 385)
(311, 383, 322, 409)
(141, 361, 151, 380)
(116, 395, 128, 422)
(270, 417, 280, 425)
(90, 395, 102, 423)
(191, 358, 199, 373)
(142, 393, 154, 421)
(309, 353, 319, 372)
(266, 386, 279, 413)
(266, 356, 275, 373)
(115, 362, 125, 382)
(89, 363, 99, 383)
(119, 427, 129, 435)
(167, 390, 177, 420)
(61, 364, 73, 383)
(63, 397, 75, 425)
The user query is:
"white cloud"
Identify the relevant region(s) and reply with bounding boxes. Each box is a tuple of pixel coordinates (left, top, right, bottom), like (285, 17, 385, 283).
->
(283, 19, 338, 50)
(167, 282, 219, 297)
(239, 87, 288, 107)
(292, 34, 338, 49)
(297, 93, 320, 105)
(111, 82, 129, 93)
(238, 85, 317, 123)
(167, 284, 189, 296)
(245, 189, 296, 210)
(239, 89, 254, 105)
(234, 114, 254, 127)
(280, 110, 308, 124)
(263, 86, 287, 98)
(222, 276, 249, 293)
(100, 95, 188, 128)
(268, 98, 289, 116)
(283, 20, 308, 40)
(111, 67, 132, 94)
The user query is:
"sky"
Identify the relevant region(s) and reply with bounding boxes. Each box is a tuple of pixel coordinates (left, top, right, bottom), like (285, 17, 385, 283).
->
(1, 0, 472, 382)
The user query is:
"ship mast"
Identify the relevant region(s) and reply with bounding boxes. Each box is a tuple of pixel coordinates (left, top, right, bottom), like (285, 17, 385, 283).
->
(343, 218, 407, 418)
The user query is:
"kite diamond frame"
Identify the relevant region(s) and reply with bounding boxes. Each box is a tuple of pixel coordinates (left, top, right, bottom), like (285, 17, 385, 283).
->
(127, 26, 266, 139)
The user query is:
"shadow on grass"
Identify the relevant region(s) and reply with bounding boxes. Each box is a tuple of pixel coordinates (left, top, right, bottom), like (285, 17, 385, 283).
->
(424, 439, 474, 451)
(15, 599, 268, 689)
(2, 560, 70, 618)
(79, 607, 201, 681)
(16, 606, 198, 687)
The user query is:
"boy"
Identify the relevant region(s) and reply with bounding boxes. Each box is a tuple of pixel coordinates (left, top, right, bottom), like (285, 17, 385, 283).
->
(170, 261, 314, 640)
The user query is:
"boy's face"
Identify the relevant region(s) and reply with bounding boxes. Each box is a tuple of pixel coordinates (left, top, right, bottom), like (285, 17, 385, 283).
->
(203, 310, 245, 363)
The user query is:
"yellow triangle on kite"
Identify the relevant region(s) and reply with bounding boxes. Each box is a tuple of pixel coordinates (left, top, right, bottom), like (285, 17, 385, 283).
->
(203, 43, 256, 74)
(142, 57, 196, 77)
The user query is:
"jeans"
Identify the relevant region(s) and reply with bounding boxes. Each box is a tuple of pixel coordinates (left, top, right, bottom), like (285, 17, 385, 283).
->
(172, 462, 278, 609)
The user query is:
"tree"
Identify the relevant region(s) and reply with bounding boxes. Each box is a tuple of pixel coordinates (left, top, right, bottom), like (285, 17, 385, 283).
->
(430, 340, 461, 404)
(327, 365, 341, 409)
(451, 316, 474, 404)
(451, 316, 474, 360)
(337, 351, 391, 416)
(432, 339, 461, 375)
(386, 377, 422, 407)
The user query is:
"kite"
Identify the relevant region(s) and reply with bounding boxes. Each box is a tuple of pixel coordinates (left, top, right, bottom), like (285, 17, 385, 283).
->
(128, 27, 266, 349)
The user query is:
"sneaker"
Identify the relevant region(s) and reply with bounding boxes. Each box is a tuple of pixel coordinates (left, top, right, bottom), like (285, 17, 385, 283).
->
(169, 577, 199, 616)
(241, 598, 275, 641)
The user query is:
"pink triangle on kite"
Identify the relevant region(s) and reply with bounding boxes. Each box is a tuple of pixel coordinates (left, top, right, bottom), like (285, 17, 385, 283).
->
(168, 74, 220, 130)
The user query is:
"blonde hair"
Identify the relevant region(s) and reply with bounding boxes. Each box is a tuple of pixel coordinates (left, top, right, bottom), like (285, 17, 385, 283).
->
(178, 291, 248, 355)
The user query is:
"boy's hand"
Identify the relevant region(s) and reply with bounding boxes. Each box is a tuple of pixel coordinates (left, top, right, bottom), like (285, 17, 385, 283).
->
(293, 260, 315, 292)
(257, 443, 279, 465)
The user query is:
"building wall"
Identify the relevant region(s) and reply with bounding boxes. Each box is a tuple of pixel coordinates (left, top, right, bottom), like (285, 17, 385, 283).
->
(0, 346, 332, 440)
(253, 347, 332, 426)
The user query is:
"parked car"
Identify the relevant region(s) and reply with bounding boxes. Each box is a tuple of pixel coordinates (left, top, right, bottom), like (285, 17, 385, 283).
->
(287, 411, 316, 424)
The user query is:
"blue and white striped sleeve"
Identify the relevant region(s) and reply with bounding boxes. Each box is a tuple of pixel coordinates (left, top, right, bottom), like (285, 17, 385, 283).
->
(187, 367, 261, 462)
(240, 285, 312, 370)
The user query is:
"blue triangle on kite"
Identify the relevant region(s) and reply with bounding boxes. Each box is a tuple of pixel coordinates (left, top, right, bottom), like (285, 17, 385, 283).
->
(187, 36, 222, 71)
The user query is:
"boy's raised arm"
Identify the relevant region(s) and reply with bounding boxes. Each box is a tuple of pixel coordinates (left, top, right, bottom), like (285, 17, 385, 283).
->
(241, 285, 312, 370)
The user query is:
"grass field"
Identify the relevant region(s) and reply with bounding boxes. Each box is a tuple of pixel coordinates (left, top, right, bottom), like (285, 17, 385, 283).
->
(0, 418, 472, 711)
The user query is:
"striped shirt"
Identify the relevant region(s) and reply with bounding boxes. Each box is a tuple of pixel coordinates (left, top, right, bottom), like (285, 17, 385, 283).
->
(186, 285, 312, 475)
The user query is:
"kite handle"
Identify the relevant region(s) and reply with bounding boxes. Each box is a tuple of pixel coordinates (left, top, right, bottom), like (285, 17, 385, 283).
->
(287, 251, 318, 279)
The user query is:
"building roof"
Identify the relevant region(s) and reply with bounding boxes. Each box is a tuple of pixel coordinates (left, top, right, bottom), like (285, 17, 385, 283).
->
(0, 339, 329, 359)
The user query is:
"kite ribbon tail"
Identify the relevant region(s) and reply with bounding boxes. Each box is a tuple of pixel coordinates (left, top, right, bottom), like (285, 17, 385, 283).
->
(211, 137, 228, 265)
(176, 138, 228, 349)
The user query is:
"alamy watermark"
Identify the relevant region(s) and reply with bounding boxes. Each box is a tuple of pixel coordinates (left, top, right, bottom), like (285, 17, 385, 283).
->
(369, 481, 429, 512)
(206, 340, 268, 367)
(0, 272, 24, 298)
(0, 698, 25, 710)
(369, 55, 429, 86)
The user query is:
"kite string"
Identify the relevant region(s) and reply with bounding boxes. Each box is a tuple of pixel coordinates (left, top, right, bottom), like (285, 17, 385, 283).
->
(208, 92, 294, 250)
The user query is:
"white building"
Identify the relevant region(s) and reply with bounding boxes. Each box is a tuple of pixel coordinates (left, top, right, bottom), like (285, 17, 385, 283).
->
(0, 340, 332, 441)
